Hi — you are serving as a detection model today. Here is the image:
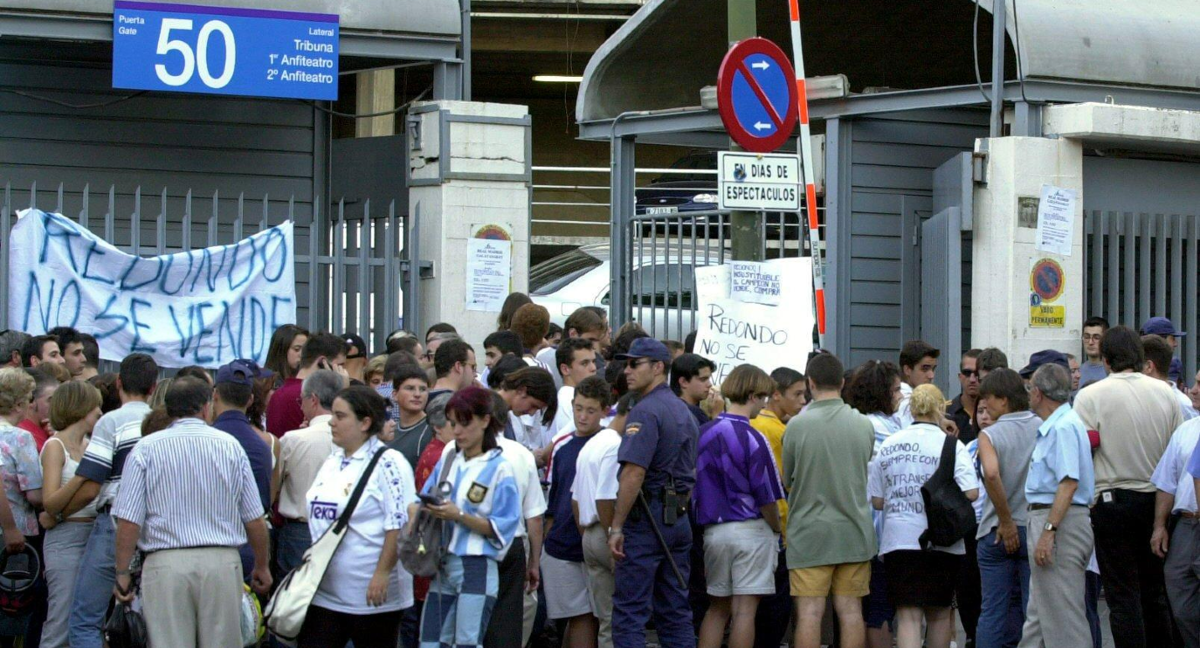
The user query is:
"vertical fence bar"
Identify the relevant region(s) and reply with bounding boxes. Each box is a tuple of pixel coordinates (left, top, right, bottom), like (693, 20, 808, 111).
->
(79, 185, 90, 231)
(386, 201, 399, 342)
(333, 200, 345, 334)
(105, 186, 116, 243)
(131, 187, 142, 254)
(28, 181, 36, 210)
(56, 182, 63, 214)
(1185, 215, 1198, 383)
(406, 202, 421, 337)
(260, 195, 270, 233)
(1105, 212, 1119, 323)
(1138, 213, 1152, 327)
(1155, 214, 1168, 316)
(1, 184, 10, 328)
(157, 189, 167, 256)
(358, 201, 371, 341)
(676, 215, 684, 341)
(691, 215, 699, 335)
(234, 194, 245, 244)
(1171, 214, 1184, 329)
(308, 198, 321, 334)
(1122, 212, 1135, 325)
(208, 191, 219, 248)
(182, 191, 192, 252)
(1089, 211, 1102, 317)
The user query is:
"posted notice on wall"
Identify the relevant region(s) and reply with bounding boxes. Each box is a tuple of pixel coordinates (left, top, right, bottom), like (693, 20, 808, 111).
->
(8, 209, 296, 368)
(694, 258, 815, 384)
(1035, 184, 1076, 256)
(465, 223, 513, 312)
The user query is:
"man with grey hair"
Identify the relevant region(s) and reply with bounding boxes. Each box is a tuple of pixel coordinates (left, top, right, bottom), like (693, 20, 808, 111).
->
(0, 330, 30, 368)
(1020, 363, 1096, 648)
(273, 369, 344, 573)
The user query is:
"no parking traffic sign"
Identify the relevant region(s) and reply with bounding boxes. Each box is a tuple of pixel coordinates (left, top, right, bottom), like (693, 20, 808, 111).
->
(717, 38, 798, 153)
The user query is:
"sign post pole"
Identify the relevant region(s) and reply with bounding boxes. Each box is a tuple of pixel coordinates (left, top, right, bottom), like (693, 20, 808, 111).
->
(785, 0, 827, 349)
(728, 0, 761, 263)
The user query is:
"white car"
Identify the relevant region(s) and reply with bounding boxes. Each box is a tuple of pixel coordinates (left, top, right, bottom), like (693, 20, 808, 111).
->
(530, 243, 716, 341)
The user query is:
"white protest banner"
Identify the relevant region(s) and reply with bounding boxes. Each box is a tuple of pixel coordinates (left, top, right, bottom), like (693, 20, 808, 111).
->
(8, 209, 296, 369)
(1035, 184, 1076, 256)
(694, 257, 814, 385)
(729, 260, 782, 306)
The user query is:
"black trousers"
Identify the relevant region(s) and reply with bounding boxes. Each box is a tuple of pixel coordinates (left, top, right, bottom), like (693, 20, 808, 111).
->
(298, 605, 402, 648)
(1092, 489, 1175, 648)
(483, 538, 526, 648)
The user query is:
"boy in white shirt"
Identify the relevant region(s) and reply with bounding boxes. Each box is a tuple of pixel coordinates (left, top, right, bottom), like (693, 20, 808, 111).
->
(550, 338, 598, 439)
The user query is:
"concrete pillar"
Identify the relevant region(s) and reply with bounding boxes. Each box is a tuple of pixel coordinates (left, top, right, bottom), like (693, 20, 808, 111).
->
(408, 100, 531, 347)
(971, 136, 1084, 370)
(355, 69, 395, 137)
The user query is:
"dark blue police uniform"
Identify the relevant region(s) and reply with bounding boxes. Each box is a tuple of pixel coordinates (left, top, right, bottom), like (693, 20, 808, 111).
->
(613, 376, 699, 648)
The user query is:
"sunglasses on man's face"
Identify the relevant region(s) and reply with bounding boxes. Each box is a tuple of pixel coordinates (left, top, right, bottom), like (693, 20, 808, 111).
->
(960, 369, 978, 378)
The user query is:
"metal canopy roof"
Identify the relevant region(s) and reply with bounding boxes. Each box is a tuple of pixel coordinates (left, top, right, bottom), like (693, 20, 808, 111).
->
(0, 0, 461, 60)
(577, 0, 1200, 126)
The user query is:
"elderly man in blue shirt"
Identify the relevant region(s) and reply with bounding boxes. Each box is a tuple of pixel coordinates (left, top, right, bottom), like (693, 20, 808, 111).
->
(1019, 363, 1095, 648)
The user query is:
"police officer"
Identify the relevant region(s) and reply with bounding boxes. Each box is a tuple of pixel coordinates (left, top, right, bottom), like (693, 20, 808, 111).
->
(608, 338, 699, 648)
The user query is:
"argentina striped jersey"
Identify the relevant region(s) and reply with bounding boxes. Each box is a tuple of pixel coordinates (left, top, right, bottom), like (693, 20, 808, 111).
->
(420, 447, 522, 560)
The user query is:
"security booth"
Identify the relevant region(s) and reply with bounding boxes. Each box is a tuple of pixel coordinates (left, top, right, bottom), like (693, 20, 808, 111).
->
(576, 0, 1200, 395)
(0, 0, 467, 352)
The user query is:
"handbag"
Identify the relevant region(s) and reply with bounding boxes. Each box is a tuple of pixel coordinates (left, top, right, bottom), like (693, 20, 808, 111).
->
(263, 448, 388, 642)
(399, 448, 458, 578)
(918, 435, 977, 549)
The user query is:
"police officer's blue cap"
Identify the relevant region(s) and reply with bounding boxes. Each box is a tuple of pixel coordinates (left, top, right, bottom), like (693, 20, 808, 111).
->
(215, 359, 273, 386)
(1018, 350, 1070, 379)
(615, 338, 673, 364)
(1141, 317, 1186, 338)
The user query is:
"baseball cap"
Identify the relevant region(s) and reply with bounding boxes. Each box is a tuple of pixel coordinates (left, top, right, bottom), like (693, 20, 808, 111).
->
(1018, 350, 1071, 378)
(215, 359, 273, 386)
(343, 334, 368, 359)
(1141, 317, 1186, 338)
(614, 338, 672, 364)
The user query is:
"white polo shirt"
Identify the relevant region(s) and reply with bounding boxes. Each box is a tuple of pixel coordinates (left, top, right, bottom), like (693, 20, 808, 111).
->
(307, 438, 417, 614)
(1151, 418, 1200, 514)
(570, 428, 621, 526)
(442, 437, 546, 537)
(551, 386, 576, 439)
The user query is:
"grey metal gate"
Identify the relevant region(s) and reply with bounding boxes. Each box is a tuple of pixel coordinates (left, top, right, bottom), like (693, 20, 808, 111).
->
(0, 182, 418, 355)
(919, 207, 964, 397)
(623, 210, 809, 343)
(1084, 211, 1200, 383)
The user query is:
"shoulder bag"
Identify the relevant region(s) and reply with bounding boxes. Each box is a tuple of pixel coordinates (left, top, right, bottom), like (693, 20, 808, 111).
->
(399, 448, 458, 578)
(263, 448, 388, 642)
(919, 434, 977, 550)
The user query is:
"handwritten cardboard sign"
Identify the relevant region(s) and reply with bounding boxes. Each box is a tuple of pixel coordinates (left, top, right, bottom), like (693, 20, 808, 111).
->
(694, 257, 814, 385)
(8, 209, 296, 368)
(729, 260, 782, 305)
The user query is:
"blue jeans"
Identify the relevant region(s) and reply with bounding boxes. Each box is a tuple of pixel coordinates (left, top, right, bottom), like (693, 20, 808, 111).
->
(976, 527, 1030, 648)
(275, 520, 312, 575)
(68, 513, 115, 648)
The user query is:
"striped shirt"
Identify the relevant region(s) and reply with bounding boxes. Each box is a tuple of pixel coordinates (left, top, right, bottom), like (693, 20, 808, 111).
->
(421, 447, 522, 560)
(76, 401, 150, 510)
(113, 418, 264, 552)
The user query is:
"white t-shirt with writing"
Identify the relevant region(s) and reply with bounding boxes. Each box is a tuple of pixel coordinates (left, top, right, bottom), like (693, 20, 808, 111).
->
(869, 423, 978, 555)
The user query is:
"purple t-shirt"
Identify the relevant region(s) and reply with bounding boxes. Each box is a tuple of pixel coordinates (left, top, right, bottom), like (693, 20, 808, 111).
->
(692, 413, 785, 526)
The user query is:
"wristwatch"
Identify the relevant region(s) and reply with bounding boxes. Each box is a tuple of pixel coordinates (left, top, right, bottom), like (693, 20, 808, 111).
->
(607, 527, 622, 537)
(1043, 521, 1057, 533)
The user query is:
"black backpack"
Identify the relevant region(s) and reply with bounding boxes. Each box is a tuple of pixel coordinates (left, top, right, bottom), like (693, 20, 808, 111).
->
(919, 435, 977, 549)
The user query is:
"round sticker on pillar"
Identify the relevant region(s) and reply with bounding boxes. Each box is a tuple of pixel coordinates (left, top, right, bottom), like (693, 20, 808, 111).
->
(717, 38, 798, 153)
(1030, 259, 1065, 304)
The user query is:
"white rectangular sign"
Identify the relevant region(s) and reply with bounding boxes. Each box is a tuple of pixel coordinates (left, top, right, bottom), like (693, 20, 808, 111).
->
(465, 236, 513, 312)
(8, 209, 296, 369)
(718, 151, 801, 211)
(694, 258, 815, 385)
(1035, 183, 1076, 257)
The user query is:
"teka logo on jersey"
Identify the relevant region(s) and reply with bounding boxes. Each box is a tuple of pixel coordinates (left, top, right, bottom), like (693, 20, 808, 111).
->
(310, 500, 339, 521)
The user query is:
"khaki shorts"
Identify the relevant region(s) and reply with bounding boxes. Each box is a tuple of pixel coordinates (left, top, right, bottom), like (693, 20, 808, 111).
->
(789, 561, 871, 597)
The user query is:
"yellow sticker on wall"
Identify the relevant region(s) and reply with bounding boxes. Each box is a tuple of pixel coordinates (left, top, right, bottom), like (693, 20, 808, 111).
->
(1030, 305, 1065, 328)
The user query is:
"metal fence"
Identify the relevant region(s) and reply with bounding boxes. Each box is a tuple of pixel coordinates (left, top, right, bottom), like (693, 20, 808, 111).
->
(0, 182, 416, 356)
(1084, 210, 1200, 381)
(623, 209, 813, 342)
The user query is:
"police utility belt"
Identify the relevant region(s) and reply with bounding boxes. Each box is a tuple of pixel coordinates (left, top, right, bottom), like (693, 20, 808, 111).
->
(631, 485, 689, 526)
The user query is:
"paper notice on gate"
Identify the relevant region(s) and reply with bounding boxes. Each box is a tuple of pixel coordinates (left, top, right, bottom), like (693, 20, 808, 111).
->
(729, 261, 782, 306)
(1035, 184, 1076, 256)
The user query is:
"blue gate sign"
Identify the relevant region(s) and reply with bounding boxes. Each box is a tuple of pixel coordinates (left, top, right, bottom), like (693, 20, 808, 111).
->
(112, 1, 339, 101)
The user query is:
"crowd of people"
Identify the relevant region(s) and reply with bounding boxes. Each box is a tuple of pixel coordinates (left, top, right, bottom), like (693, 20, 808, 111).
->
(0, 300, 1196, 648)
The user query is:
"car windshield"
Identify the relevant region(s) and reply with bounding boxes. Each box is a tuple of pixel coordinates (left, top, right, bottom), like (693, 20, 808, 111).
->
(530, 249, 603, 296)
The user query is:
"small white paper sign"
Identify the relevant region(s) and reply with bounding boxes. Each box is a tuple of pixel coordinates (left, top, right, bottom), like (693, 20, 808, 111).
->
(1035, 184, 1076, 256)
(729, 261, 782, 305)
(465, 238, 512, 312)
